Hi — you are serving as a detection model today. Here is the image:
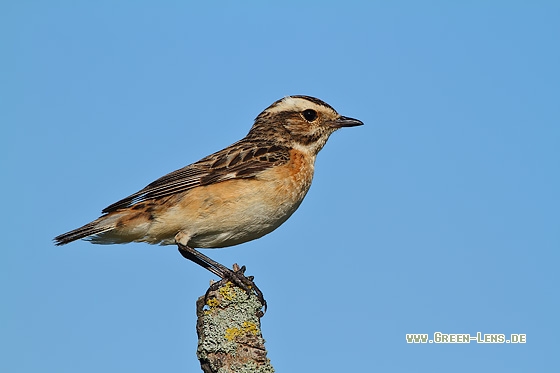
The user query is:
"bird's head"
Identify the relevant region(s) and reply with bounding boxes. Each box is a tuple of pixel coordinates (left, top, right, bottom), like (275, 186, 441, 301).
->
(250, 95, 363, 155)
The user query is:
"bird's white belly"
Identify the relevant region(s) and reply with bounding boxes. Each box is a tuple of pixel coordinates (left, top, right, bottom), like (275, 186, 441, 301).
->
(189, 201, 299, 248)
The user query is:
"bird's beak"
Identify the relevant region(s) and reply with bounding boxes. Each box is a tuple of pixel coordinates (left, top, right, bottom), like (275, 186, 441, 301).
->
(332, 116, 364, 128)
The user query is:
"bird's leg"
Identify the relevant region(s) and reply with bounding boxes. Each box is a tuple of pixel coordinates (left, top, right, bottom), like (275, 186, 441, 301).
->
(176, 243, 266, 309)
(176, 242, 225, 278)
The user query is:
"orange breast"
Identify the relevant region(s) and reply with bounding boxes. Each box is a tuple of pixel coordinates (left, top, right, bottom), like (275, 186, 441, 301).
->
(267, 148, 315, 203)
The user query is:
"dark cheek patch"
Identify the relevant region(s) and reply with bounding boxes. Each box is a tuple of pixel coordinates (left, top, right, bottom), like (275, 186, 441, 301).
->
(293, 131, 322, 146)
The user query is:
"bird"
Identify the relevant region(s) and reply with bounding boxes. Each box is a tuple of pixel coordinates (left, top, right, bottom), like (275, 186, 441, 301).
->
(54, 95, 363, 302)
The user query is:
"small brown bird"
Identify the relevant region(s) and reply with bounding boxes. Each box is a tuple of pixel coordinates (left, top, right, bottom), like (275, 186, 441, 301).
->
(55, 95, 362, 299)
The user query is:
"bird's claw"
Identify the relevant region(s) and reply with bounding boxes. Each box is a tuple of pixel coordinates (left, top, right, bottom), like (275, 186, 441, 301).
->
(204, 263, 267, 312)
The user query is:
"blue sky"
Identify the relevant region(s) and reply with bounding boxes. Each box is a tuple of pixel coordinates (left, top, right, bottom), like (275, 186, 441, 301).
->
(2, 2, 559, 372)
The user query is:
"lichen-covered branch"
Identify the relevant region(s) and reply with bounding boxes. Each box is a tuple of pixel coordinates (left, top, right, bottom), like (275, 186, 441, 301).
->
(195, 278, 273, 373)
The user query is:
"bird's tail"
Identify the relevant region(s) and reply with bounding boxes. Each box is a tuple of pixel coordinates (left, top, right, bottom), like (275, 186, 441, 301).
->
(54, 214, 121, 246)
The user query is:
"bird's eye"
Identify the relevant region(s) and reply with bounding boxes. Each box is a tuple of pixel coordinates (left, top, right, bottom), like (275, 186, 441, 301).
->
(302, 109, 318, 122)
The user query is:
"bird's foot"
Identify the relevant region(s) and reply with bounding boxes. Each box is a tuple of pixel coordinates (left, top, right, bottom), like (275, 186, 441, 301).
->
(205, 263, 266, 312)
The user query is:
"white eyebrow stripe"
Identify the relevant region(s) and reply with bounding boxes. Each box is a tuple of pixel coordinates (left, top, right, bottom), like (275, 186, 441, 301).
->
(265, 96, 335, 115)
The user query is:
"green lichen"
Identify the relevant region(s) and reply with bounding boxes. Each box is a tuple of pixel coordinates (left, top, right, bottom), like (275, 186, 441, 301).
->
(197, 282, 272, 372)
(198, 285, 264, 357)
